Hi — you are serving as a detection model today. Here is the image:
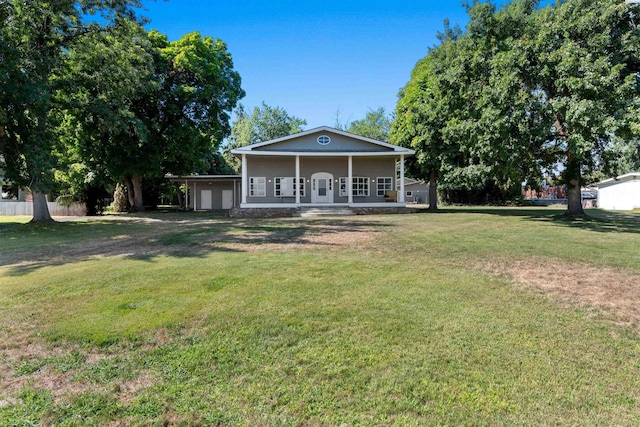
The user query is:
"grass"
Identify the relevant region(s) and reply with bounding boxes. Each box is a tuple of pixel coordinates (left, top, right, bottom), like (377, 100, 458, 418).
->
(1, 208, 640, 425)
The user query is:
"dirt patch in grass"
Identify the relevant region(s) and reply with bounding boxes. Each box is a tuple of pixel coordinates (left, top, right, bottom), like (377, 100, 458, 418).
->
(220, 223, 376, 251)
(0, 323, 171, 407)
(1, 218, 377, 270)
(480, 258, 640, 330)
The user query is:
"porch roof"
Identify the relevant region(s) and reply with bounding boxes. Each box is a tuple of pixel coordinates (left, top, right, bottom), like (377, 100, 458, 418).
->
(165, 174, 241, 183)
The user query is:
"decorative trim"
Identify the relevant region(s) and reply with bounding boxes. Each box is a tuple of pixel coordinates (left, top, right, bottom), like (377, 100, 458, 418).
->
(230, 126, 415, 154)
(229, 150, 412, 157)
(317, 135, 331, 145)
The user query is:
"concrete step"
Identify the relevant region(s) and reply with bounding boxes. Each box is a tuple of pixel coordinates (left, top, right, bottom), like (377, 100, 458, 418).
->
(299, 207, 356, 217)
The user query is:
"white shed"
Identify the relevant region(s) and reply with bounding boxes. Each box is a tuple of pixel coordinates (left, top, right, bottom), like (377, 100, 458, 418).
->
(597, 172, 640, 211)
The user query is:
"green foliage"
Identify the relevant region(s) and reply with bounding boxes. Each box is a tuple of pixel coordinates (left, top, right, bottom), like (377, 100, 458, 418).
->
(222, 102, 307, 171)
(392, 0, 639, 214)
(0, 0, 142, 221)
(60, 25, 245, 211)
(338, 107, 393, 141)
(531, 0, 639, 215)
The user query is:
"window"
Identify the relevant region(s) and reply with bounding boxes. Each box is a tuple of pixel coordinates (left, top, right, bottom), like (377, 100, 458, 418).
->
(317, 135, 331, 145)
(353, 177, 369, 196)
(249, 177, 266, 197)
(406, 191, 413, 197)
(377, 177, 393, 196)
(339, 177, 369, 196)
(339, 177, 348, 197)
(274, 177, 305, 197)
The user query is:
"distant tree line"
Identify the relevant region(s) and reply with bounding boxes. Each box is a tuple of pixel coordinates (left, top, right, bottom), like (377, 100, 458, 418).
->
(391, 0, 640, 216)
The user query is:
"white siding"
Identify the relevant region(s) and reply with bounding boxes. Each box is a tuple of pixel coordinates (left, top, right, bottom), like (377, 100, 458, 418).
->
(598, 179, 640, 210)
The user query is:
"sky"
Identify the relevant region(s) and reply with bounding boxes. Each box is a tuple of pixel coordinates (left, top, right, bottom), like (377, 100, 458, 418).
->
(135, 1, 501, 129)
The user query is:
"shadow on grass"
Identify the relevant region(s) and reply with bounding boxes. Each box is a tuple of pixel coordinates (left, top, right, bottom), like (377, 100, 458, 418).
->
(1, 213, 387, 276)
(436, 207, 640, 234)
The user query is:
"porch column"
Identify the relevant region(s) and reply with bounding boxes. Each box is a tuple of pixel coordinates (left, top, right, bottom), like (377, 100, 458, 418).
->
(193, 182, 197, 210)
(399, 155, 406, 203)
(241, 154, 248, 205)
(348, 155, 353, 205)
(295, 155, 301, 205)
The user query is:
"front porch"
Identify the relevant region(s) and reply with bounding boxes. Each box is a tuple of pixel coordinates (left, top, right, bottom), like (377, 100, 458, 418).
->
(237, 154, 410, 208)
(230, 126, 415, 209)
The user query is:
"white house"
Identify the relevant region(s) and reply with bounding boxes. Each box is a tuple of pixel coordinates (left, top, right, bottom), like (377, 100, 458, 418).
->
(597, 172, 640, 210)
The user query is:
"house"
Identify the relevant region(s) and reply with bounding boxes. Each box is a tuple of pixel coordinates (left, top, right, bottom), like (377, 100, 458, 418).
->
(597, 172, 640, 210)
(400, 177, 429, 204)
(168, 127, 415, 212)
(169, 127, 417, 211)
(231, 126, 415, 209)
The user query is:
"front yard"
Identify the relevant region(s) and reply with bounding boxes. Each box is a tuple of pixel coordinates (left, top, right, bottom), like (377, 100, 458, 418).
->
(1, 208, 639, 425)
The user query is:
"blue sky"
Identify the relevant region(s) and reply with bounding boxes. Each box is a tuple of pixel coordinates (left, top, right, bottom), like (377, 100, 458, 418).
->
(137, 1, 496, 129)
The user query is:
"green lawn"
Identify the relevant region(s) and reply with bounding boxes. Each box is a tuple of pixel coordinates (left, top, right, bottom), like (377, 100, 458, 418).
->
(1, 208, 640, 425)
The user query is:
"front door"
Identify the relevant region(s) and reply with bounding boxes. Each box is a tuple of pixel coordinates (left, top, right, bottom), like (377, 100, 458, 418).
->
(311, 172, 334, 204)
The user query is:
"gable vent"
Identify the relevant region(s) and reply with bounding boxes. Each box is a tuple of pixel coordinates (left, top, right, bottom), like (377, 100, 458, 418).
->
(317, 135, 331, 145)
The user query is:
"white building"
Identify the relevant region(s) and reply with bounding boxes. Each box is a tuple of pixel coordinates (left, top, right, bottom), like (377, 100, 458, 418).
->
(597, 172, 640, 211)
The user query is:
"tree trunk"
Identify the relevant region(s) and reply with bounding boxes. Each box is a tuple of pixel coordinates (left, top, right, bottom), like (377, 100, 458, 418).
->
(125, 177, 136, 211)
(563, 151, 584, 217)
(428, 169, 438, 211)
(31, 191, 53, 222)
(130, 174, 145, 212)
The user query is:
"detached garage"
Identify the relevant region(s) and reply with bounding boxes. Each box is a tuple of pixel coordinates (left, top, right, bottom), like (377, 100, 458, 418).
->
(167, 175, 242, 211)
(597, 172, 640, 211)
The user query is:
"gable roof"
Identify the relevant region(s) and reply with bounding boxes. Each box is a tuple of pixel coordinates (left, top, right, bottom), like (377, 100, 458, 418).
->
(230, 126, 414, 156)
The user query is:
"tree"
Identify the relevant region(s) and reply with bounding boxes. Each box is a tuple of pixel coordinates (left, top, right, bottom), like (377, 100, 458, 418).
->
(392, 3, 538, 210)
(61, 27, 244, 212)
(222, 103, 307, 171)
(57, 19, 156, 212)
(530, 0, 639, 216)
(391, 19, 469, 211)
(342, 108, 393, 141)
(0, 0, 141, 221)
(445, 0, 549, 204)
(392, 0, 639, 214)
(391, 53, 452, 211)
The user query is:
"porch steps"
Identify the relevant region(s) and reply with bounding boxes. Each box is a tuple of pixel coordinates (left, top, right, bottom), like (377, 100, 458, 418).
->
(298, 207, 356, 217)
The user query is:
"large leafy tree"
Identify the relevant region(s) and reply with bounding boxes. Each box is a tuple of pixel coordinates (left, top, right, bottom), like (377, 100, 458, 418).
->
(441, 0, 549, 204)
(392, 3, 542, 210)
(391, 43, 460, 211)
(57, 19, 156, 212)
(530, 0, 639, 216)
(222, 102, 306, 171)
(0, 0, 141, 221)
(393, 0, 638, 214)
(61, 27, 244, 211)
